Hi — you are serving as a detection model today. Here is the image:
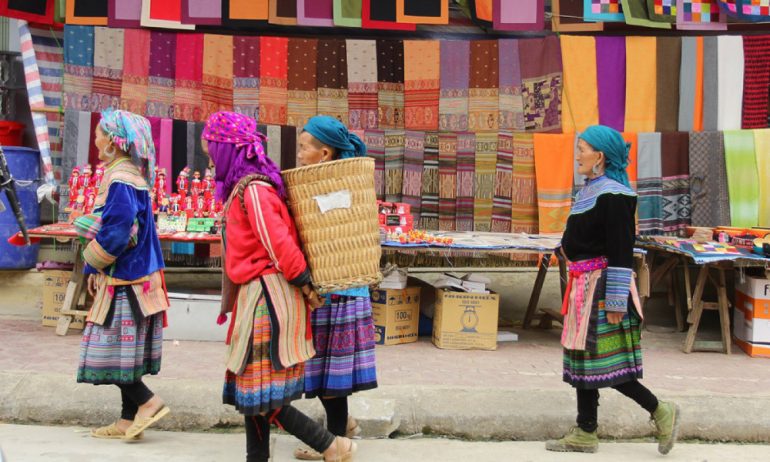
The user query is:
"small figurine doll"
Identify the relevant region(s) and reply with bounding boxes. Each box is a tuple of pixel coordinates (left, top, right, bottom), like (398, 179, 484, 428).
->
(190, 171, 202, 197)
(79, 165, 93, 192)
(202, 169, 214, 193)
(68, 168, 80, 209)
(157, 168, 167, 195)
(170, 194, 181, 216)
(94, 163, 105, 191)
(184, 195, 194, 219)
(176, 167, 190, 198)
(195, 195, 206, 218)
(84, 187, 96, 214)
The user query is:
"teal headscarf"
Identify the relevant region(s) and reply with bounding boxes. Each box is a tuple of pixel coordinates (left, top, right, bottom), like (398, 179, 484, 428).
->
(99, 108, 156, 185)
(302, 115, 367, 160)
(578, 125, 631, 188)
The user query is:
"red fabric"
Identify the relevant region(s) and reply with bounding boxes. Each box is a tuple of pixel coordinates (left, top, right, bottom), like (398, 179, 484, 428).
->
(0, 1, 55, 24)
(742, 36, 770, 129)
(150, 0, 182, 21)
(224, 182, 308, 285)
(88, 112, 101, 167)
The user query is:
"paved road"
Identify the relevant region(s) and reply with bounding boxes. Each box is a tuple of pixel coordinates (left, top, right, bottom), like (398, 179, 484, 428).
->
(0, 424, 768, 462)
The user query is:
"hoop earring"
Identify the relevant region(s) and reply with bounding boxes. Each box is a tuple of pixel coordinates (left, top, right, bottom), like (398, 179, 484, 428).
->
(591, 163, 602, 177)
(103, 144, 116, 161)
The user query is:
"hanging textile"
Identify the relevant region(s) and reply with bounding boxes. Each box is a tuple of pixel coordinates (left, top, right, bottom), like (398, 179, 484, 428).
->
(676, 0, 727, 30)
(62, 111, 80, 203)
(623, 132, 639, 191)
(717, 36, 744, 131)
(0, 0, 55, 24)
(491, 131, 513, 233)
(620, 0, 672, 27)
(473, 132, 497, 232)
(468, 40, 499, 132)
(281, 125, 297, 170)
(223, 0, 269, 25)
(63, 25, 95, 111)
(92, 27, 123, 112)
(347, 39, 378, 130)
(201, 34, 233, 122)
(181, 0, 222, 25)
(439, 40, 470, 132)
(396, 0, 449, 24)
(174, 33, 203, 122)
(584, 0, 625, 21)
(402, 131, 425, 224)
(171, 119, 187, 187)
(625, 37, 656, 133)
(595, 36, 625, 132)
(403, 40, 440, 131)
(511, 133, 539, 234)
(455, 132, 476, 232)
(498, 39, 525, 132)
(87, 111, 101, 167)
(66, 0, 108, 25)
(753, 129, 770, 227)
(231, 36, 261, 122)
(188, 121, 207, 174)
(146, 31, 176, 118)
(298, 0, 334, 26)
(316, 39, 349, 124)
(420, 132, 440, 230)
(377, 39, 405, 130)
(108, 0, 142, 28)
(533, 134, 574, 236)
(259, 37, 288, 125)
(702, 36, 719, 131)
(717, 0, 770, 22)
(362, 0, 416, 30)
(741, 36, 770, 130)
(656, 37, 681, 133)
(678, 37, 704, 132)
(560, 35, 598, 133)
(384, 130, 405, 203)
(647, 0, 677, 22)
(158, 118, 173, 195)
(689, 131, 731, 227)
(637, 132, 664, 235)
(660, 132, 691, 235)
(518, 36, 563, 133)
(723, 130, 760, 228)
(553, 0, 605, 31)
(120, 28, 150, 115)
(268, 0, 297, 25)
(140, 0, 194, 29)
(494, 0, 544, 30)
(438, 133, 457, 231)
(266, 125, 282, 168)
(334, 0, 362, 27)
(365, 130, 386, 200)
(287, 38, 317, 128)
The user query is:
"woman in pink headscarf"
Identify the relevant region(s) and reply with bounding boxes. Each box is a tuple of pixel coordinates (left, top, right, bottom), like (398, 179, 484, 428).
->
(202, 112, 356, 462)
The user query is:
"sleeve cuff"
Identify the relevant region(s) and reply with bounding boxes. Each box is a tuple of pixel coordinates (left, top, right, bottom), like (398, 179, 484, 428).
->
(83, 239, 117, 270)
(605, 266, 633, 313)
(288, 268, 312, 288)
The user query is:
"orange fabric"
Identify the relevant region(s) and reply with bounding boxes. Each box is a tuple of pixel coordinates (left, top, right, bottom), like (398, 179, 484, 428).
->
(693, 37, 704, 132)
(560, 35, 599, 133)
(231, 0, 269, 19)
(623, 132, 639, 189)
(533, 133, 575, 236)
(476, 0, 492, 21)
(66, 1, 108, 25)
(624, 37, 657, 133)
(396, 0, 449, 24)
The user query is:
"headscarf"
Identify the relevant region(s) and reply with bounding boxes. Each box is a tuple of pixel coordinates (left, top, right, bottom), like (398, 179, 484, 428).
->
(202, 111, 284, 201)
(578, 125, 631, 188)
(99, 108, 156, 185)
(302, 115, 367, 160)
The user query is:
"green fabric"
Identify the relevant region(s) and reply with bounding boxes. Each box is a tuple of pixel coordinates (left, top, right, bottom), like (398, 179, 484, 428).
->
(723, 130, 760, 228)
(55, 0, 66, 23)
(334, 0, 362, 27)
(753, 129, 770, 228)
(621, 0, 672, 29)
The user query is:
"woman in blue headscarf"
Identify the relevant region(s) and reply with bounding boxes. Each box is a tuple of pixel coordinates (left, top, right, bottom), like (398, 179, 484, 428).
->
(294, 115, 376, 461)
(546, 125, 679, 455)
(75, 109, 170, 441)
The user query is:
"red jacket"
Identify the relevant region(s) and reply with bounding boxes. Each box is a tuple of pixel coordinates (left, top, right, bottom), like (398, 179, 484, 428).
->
(224, 181, 310, 287)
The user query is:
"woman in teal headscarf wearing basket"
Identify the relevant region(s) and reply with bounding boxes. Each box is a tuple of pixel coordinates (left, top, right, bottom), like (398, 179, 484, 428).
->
(546, 125, 680, 455)
(293, 116, 378, 460)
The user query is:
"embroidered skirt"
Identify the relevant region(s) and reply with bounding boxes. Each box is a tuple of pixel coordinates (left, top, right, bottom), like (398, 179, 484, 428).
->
(562, 271, 643, 390)
(223, 293, 305, 415)
(304, 296, 378, 398)
(77, 288, 163, 385)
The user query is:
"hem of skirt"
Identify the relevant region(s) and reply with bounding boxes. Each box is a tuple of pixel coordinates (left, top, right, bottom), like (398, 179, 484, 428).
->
(303, 381, 379, 399)
(76, 370, 160, 386)
(223, 394, 303, 415)
(563, 371, 643, 390)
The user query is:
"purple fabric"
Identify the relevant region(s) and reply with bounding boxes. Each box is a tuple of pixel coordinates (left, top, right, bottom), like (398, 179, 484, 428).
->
(149, 31, 176, 79)
(306, 0, 333, 17)
(440, 41, 470, 89)
(109, 0, 142, 28)
(498, 39, 521, 88)
(181, 0, 222, 25)
(596, 36, 626, 132)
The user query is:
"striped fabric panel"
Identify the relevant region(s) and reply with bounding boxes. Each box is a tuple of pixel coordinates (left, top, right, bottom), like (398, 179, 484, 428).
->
(637, 133, 664, 235)
(287, 37, 316, 127)
(384, 130, 405, 203)
(420, 132, 440, 230)
(63, 25, 94, 111)
(402, 131, 425, 223)
(473, 131, 497, 232)
(468, 40, 499, 131)
(226, 280, 262, 375)
(233, 36, 261, 122)
(259, 37, 289, 125)
(261, 272, 316, 369)
(92, 27, 123, 112)
(533, 133, 574, 236)
(378, 82, 405, 129)
(175, 33, 204, 122)
(347, 39, 378, 130)
(404, 40, 440, 130)
(605, 267, 633, 312)
(741, 36, 770, 129)
(455, 132, 476, 231)
(317, 39, 348, 123)
(317, 88, 349, 123)
(120, 28, 150, 116)
(287, 89, 316, 127)
(439, 40, 469, 131)
(498, 38, 525, 131)
(511, 133, 539, 234)
(365, 130, 386, 200)
(661, 132, 691, 235)
(491, 131, 514, 233)
(201, 35, 234, 121)
(83, 238, 117, 270)
(438, 133, 458, 231)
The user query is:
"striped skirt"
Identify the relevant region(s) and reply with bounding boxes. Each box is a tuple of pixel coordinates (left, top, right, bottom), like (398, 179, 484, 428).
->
(77, 288, 163, 385)
(304, 296, 378, 398)
(563, 294, 643, 390)
(223, 294, 305, 415)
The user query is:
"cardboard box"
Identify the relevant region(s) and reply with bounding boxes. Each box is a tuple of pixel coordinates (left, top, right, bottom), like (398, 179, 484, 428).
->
(733, 292, 770, 344)
(735, 275, 770, 301)
(371, 287, 420, 346)
(42, 270, 85, 330)
(165, 292, 227, 342)
(432, 289, 499, 350)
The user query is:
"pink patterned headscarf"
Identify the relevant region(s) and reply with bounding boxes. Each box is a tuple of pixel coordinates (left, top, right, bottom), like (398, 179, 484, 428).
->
(202, 111, 267, 159)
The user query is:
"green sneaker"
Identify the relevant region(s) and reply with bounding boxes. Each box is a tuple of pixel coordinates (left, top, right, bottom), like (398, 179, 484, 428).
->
(652, 401, 681, 455)
(545, 427, 599, 453)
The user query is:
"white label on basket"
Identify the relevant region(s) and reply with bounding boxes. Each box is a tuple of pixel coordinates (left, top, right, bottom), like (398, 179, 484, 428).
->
(314, 190, 352, 214)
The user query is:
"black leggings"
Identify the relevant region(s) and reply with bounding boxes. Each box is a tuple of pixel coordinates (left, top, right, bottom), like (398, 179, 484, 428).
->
(245, 406, 336, 462)
(117, 381, 154, 421)
(576, 380, 659, 433)
(320, 396, 349, 436)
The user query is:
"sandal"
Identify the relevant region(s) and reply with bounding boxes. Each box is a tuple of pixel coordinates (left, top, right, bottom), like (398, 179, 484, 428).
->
(324, 437, 357, 462)
(90, 422, 143, 440)
(123, 405, 170, 440)
(294, 416, 362, 460)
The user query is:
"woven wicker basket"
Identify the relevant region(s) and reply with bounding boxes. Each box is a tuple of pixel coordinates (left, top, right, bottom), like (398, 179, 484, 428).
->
(282, 157, 382, 294)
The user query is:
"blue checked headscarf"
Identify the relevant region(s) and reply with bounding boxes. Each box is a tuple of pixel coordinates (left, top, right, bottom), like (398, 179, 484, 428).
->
(302, 115, 367, 160)
(99, 108, 156, 185)
(578, 125, 631, 188)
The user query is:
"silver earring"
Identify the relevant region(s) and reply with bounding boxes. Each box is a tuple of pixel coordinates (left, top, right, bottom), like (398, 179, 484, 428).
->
(591, 164, 602, 176)
(104, 144, 116, 157)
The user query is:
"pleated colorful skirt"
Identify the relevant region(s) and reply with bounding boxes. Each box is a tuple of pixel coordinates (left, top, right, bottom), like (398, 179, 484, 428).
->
(77, 288, 163, 385)
(223, 294, 305, 415)
(304, 296, 378, 398)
